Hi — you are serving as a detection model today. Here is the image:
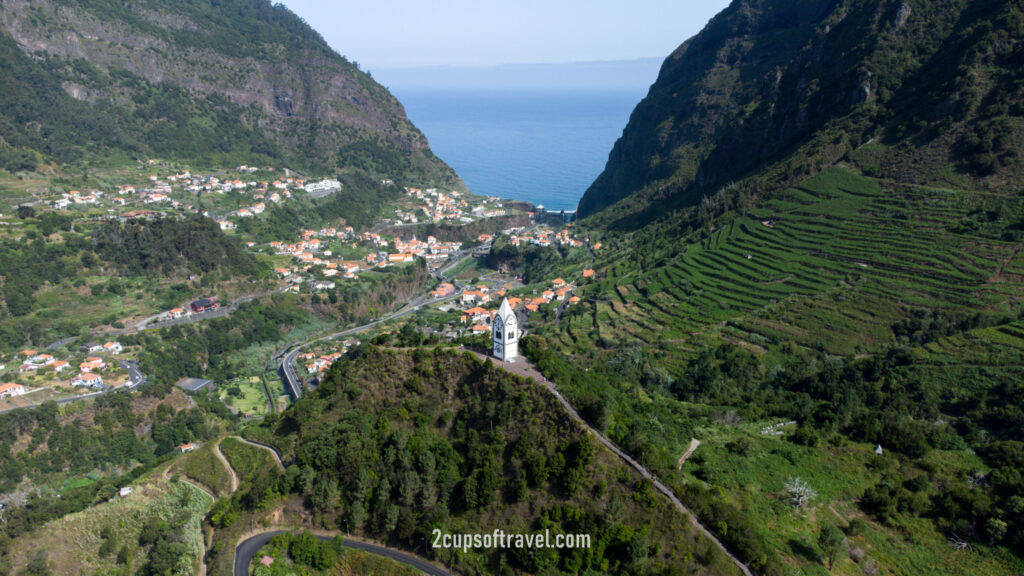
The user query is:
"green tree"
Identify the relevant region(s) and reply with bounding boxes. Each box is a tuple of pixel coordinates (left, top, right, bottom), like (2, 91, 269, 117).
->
(985, 517, 1008, 544)
(818, 524, 845, 570)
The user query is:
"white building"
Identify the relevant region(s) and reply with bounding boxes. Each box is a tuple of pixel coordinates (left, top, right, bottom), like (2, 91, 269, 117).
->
(492, 298, 519, 362)
(72, 373, 103, 388)
(0, 382, 25, 398)
(305, 179, 341, 194)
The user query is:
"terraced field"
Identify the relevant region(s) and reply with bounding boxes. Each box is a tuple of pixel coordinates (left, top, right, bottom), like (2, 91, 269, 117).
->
(559, 167, 1022, 355)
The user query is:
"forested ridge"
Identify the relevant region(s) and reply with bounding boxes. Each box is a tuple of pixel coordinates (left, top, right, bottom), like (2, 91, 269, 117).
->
(92, 215, 264, 277)
(229, 348, 740, 576)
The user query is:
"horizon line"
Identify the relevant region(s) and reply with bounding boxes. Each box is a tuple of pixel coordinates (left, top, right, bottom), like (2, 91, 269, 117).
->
(373, 57, 664, 71)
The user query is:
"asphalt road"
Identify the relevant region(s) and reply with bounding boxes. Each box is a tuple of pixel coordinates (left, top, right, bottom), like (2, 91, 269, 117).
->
(234, 531, 449, 576)
(280, 290, 466, 400)
(0, 360, 147, 415)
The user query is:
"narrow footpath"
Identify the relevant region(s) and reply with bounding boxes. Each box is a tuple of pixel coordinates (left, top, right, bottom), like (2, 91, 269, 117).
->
(678, 438, 701, 470)
(228, 436, 286, 471)
(213, 439, 239, 493)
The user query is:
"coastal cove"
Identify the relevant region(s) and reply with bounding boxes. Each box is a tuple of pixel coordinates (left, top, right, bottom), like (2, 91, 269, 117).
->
(391, 89, 642, 212)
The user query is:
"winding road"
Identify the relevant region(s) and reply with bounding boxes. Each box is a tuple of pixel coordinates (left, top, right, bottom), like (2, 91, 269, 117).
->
(234, 531, 449, 576)
(280, 287, 466, 400)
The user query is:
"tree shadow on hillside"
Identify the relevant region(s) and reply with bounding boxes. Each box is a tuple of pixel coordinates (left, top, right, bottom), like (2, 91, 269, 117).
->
(788, 538, 820, 563)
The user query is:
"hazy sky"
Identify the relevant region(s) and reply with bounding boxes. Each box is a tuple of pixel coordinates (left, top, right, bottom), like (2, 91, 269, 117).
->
(279, 1, 732, 69)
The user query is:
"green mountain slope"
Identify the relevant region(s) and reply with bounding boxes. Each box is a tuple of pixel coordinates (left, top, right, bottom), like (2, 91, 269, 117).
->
(513, 1, 1024, 574)
(577, 0, 1023, 227)
(234, 348, 741, 576)
(0, 0, 458, 183)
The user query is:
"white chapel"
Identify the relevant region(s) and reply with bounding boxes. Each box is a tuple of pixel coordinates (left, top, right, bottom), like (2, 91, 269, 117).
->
(492, 297, 519, 362)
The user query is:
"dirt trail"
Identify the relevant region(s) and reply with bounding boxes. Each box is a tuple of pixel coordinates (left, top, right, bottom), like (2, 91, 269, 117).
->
(214, 439, 239, 493)
(228, 435, 286, 471)
(678, 438, 701, 470)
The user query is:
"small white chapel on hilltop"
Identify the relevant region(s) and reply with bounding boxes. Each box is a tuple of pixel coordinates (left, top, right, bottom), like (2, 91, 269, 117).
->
(492, 297, 519, 362)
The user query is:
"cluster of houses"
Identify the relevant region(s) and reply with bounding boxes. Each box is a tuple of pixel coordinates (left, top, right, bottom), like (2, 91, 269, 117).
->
(271, 229, 364, 288)
(268, 229, 465, 292)
(402, 188, 470, 223)
(51, 189, 104, 209)
(9, 342, 123, 391)
(299, 340, 359, 375)
(391, 235, 463, 263)
(45, 164, 346, 235)
(508, 228, 588, 248)
(399, 188, 509, 224)
(453, 275, 586, 335)
(159, 298, 220, 322)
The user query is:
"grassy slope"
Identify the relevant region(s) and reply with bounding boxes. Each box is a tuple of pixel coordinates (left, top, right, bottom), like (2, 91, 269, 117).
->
(171, 442, 234, 498)
(219, 436, 277, 485)
(7, 473, 212, 576)
(558, 166, 1021, 356)
(528, 164, 1024, 574)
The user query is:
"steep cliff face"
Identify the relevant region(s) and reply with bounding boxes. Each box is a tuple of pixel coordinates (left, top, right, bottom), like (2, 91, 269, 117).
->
(578, 0, 1024, 224)
(0, 0, 458, 183)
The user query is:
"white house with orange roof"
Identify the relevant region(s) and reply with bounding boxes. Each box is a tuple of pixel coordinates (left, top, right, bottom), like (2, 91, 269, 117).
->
(0, 382, 25, 398)
(72, 373, 103, 388)
(80, 357, 107, 372)
(166, 307, 190, 320)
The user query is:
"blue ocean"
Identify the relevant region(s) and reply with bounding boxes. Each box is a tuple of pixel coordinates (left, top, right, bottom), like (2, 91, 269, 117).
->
(392, 89, 643, 212)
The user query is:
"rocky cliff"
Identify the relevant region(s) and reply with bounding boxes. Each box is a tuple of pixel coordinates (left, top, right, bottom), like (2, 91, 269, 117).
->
(0, 0, 458, 183)
(578, 0, 1023, 226)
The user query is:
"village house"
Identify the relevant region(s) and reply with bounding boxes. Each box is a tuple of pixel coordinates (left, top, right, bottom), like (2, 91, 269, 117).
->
(52, 360, 71, 373)
(80, 357, 107, 372)
(0, 382, 25, 398)
(72, 373, 103, 388)
(19, 354, 55, 373)
(461, 290, 490, 306)
(180, 443, 197, 453)
(431, 283, 456, 298)
(103, 342, 122, 354)
(166, 307, 190, 320)
(460, 306, 492, 325)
